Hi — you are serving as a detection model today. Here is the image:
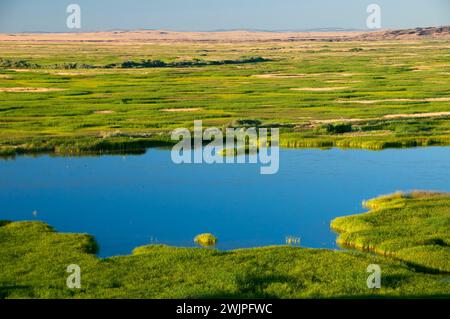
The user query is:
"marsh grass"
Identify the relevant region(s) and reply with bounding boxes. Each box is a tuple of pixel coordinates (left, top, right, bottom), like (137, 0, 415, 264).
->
(331, 192, 450, 273)
(1, 193, 449, 298)
(194, 233, 218, 247)
(1, 39, 449, 155)
(285, 236, 301, 246)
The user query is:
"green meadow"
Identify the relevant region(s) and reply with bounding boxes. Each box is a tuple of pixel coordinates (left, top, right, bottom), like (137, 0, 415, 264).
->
(0, 39, 449, 156)
(0, 192, 448, 298)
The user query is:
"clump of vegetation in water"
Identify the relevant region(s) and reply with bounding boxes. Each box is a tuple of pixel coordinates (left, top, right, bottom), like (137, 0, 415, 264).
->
(194, 233, 218, 247)
(285, 236, 301, 246)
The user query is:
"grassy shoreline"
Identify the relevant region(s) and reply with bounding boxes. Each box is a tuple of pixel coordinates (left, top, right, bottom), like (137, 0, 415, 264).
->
(331, 192, 450, 274)
(1, 192, 449, 298)
(2, 133, 450, 158)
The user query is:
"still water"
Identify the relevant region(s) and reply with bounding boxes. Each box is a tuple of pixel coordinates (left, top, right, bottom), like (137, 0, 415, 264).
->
(1, 147, 449, 257)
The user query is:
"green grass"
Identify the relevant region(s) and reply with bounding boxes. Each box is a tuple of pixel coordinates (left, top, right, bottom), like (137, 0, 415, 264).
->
(331, 192, 450, 273)
(1, 192, 449, 299)
(0, 39, 449, 155)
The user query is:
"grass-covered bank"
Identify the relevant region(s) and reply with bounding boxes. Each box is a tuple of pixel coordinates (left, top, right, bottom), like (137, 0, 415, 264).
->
(0, 135, 175, 157)
(2, 131, 450, 158)
(0, 193, 449, 299)
(331, 192, 450, 273)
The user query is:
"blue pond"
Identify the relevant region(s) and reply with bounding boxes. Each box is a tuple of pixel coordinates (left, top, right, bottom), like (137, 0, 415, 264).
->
(1, 147, 449, 257)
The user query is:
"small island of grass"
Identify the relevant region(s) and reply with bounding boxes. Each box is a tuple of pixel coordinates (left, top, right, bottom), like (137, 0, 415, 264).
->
(194, 233, 218, 247)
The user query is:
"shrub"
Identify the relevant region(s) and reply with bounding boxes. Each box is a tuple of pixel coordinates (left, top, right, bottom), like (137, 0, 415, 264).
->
(321, 123, 353, 134)
(231, 119, 262, 127)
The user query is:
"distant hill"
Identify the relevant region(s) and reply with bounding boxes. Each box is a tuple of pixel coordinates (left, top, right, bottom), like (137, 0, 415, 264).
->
(0, 26, 448, 43)
(356, 26, 450, 40)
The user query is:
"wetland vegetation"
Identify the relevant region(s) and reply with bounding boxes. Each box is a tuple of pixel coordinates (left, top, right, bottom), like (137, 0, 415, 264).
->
(0, 36, 449, 156)
(332, 191, 450, 273)
(0, 31, 449, 299)
(0, 192, 448, 298)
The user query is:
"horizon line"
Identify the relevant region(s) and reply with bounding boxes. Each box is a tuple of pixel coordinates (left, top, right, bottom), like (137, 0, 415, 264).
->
(3, 25, 449, 35)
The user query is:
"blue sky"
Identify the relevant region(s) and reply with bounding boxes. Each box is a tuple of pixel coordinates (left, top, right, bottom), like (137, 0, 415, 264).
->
(0, 0, 449, 32)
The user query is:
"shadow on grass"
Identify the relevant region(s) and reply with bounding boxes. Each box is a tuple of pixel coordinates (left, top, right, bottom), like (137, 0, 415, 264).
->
(0, 285, 32, 299)
(0, 220, 11, 227)
(192, 273, 292, 299)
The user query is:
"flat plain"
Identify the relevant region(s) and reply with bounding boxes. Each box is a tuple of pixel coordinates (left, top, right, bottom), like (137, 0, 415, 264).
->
(0, 29, 449, 155)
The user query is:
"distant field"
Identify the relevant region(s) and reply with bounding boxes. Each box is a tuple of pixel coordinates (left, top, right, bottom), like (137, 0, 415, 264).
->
(0, 33, 449, 155)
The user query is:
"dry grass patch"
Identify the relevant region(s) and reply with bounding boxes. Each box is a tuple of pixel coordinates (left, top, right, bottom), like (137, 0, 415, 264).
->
(337, 97, 450, 104)
(52, 71, 93, 76)
(411, 65, 434, 72)
(313, 111, 450, 124)
(8, 69, 44, 73)
(252, 73, 307, 79)
(325, 80, 362, 83)
(383, 111, 450, 119)
(0, 87, 65, 92)
(336, 73, 358, 77)
(94, 110, 116, 114)
(291, 87, 348, 92)
(161, 108, 202, 112)
(342, 130, 393, 137)
(313, 118, 365, 124)
(252, 73, 329, 79)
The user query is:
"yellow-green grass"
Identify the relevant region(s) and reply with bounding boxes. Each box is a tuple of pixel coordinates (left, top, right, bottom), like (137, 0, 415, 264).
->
(0, 39, 449, 155)
(331, 192, 450, 273)
(194, 233, 218, 247)
(1, 192, 449, 299)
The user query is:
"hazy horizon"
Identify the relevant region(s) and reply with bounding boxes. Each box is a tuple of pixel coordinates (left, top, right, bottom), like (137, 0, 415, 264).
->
(0, 0, 449, 33)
